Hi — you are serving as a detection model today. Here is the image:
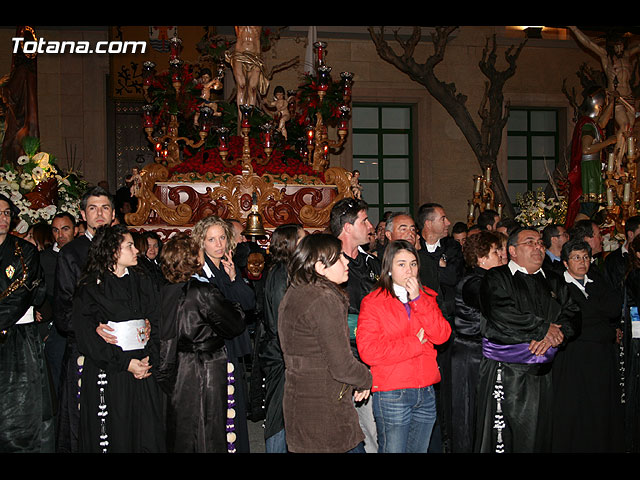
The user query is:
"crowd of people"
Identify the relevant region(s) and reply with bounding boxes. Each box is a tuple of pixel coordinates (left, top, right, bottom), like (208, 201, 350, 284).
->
(1, 185, 638, 453)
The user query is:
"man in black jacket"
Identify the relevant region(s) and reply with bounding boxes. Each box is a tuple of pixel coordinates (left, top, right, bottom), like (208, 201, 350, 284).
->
(54, 186, 115, 453)
(541, 223, 569, 276)
(415, 202, 464, 453)
(604, 215, 640, 290)
(41, 212, 77, 394)
(330, 197, 380, 453)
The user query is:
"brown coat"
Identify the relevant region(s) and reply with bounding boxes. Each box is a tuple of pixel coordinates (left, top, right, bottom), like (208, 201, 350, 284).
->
(278, 280, 372, 453)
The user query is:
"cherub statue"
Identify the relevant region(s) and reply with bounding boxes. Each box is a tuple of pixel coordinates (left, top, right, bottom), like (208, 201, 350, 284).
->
(265, 85, 294, 140)
(193, 68, 223, 127)
(130, 168, 142, 197)
(350, 169, 363, 199)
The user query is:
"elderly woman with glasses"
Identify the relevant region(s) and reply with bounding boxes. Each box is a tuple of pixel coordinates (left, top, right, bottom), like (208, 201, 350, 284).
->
(550, 238, 624, 453)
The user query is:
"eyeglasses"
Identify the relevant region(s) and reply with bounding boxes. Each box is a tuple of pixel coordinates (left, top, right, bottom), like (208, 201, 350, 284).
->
(515, 239, 545, 248)
(568, 254, 591, 262)
(0, 210, 11, 217)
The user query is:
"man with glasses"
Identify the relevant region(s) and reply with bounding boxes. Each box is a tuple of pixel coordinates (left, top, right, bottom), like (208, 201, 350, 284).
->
(0, 193, 52, 452)
(330, 197, 380, 453)
(474, 227, 579, 452)
(542, 224, 569, 276)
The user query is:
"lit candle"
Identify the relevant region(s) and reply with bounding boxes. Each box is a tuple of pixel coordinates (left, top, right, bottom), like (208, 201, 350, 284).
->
(468, 202, 475, 218)
(607, 187, 614, 207)
(485, 166, 491, 184)
(497, 203, 503, 217)
(607, 152, 615, 172)
(624, 182, 631, 202)
(474, 175, 482, 194)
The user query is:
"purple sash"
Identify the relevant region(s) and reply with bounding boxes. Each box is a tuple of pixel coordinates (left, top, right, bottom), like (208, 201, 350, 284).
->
(482, 338, 557, 364)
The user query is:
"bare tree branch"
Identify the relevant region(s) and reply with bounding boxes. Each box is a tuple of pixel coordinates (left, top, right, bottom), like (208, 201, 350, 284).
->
(368, 26, 527, 216)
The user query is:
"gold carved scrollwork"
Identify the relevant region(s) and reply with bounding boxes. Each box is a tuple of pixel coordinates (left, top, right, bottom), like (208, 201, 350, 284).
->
(299, 167, 353, 227)
(125, 163, 193, 226)
(208, 165, 284, 221)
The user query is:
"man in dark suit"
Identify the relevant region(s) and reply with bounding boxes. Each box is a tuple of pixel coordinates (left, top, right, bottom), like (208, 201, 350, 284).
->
(415, 202, 464, 453)
(604, 215, 640, 290)
(541, 223, 569, 276)
(416, 203, 464, 320)
(54, 186, 115, 453)
(41, 212, 78, 394)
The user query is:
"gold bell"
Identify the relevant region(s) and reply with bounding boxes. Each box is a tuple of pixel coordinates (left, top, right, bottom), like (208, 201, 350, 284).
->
(243, 210, 267, 237)
(242, 193, 267, 237)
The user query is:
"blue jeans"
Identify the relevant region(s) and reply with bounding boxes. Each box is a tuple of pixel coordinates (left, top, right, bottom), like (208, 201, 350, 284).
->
(265, 428, 287, 453)
(372, 385, 437, 453)
(346, 442, 366, 453)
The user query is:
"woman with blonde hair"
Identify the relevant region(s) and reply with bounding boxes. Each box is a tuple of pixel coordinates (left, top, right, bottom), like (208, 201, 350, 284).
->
(191, 215, 255, 452)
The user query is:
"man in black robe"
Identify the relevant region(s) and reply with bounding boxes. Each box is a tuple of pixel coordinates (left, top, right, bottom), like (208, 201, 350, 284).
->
(475, 227, 579, 452)
(54, 186, 115, 452)
(0, 193, 51, 452)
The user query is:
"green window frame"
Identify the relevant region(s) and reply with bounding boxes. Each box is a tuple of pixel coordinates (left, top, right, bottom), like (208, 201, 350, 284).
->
(507, 108, 560, 203)
(351, 103, 414, 225)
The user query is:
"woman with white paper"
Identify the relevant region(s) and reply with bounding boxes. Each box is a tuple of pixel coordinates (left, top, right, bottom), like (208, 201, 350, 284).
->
(73, 224, 165, 453)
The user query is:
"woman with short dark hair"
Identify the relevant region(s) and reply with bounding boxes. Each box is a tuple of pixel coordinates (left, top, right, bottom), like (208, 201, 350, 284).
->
(156, 233, 245, 453)
(258, 223, 305, 453)
(356, 240, 451, 453)
(278, 233, 372, 453)
(73, 224, 165, 453)
(550, 238, 624, 452)
(450, 230, 502, 452)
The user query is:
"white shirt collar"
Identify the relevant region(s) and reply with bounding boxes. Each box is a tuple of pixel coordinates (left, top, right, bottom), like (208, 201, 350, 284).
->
(623, 243, 629, 255)
(425, 239, 441, 253)
(393, 283, 409, 303)
(563, 270, 593, 298)
(203, 262, 215, 279)
(508, 259, 545, 277)
(85, 230, 94, 241)
(53, 242, 60, 253)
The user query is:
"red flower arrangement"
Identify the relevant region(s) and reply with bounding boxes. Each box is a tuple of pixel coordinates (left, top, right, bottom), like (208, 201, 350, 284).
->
(169, 135, 325, 182)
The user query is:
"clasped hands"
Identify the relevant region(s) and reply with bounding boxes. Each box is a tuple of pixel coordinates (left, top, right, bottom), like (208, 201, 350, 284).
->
(96, 320, 152, 380)
(529, 323, 564, 356)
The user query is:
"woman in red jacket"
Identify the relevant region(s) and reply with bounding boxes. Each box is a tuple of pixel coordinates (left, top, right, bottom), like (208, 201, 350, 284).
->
(356, 239, 451, 453)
